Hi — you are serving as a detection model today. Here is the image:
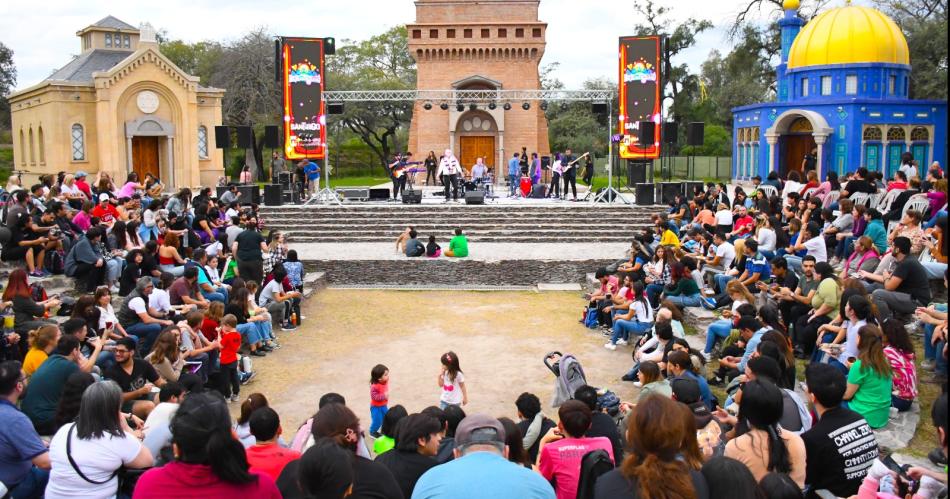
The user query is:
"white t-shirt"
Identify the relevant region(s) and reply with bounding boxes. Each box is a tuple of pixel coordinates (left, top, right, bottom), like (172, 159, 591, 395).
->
(149, 289, 171, 314)
(440, 371, 465, 405)
(715, 210, 733, 225)
(757, 228, 777, 252)
(128, 296, 147, 315)
(899, 163, 918, 179)
(843, 319, 867, 360)
(46, 423, 143, 499)
(632, 300, 654, 323)
(258, 279, 283, 307)
(802, 235, 828, 262)
(205, 241, 223, 258)
(731, 300, 748, 314)
(97, 304, 118, 330)
(225, 207, 240, 220)
(716, 242, 737, 269)
(60, 183, 82, 197)
(143, 402, 179, 437)
(143, 209, 157, 228)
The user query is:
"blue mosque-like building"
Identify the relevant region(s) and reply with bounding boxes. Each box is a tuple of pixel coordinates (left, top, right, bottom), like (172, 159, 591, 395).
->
(731, 0, 947, 180)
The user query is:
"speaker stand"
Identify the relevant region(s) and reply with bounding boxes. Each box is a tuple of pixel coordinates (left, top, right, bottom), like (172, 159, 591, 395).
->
(303, 187, 342, 206)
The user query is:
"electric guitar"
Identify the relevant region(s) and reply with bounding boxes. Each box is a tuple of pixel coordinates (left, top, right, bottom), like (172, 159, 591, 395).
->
(561, 152, 591, 172)
(390, 160, 424, 179)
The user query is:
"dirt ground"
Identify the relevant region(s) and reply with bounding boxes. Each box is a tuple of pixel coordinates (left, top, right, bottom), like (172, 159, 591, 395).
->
(235, 289, 640, 435)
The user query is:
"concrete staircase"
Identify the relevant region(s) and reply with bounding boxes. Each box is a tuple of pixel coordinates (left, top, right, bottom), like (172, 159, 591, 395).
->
(260, 204, 665, 243)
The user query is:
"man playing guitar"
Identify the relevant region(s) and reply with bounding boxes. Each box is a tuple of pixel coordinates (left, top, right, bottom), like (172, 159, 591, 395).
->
(389, 152, 420, 200)
(561, 150, 590, 201)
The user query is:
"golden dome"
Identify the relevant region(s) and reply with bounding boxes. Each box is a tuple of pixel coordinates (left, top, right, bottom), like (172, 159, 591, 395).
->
(788, 4, 909, 69)
(783, 0, 800, 10)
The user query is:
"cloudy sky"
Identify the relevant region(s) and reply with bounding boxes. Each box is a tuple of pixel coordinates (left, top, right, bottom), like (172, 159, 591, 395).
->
(2, 0, 854, 91)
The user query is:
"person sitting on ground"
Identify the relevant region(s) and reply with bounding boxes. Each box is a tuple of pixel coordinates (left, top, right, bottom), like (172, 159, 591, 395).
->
(801, 363, 879, 498)
(246, 406, 301, 482)
(537, 399, 615, 499)
(373, 404, 408, 457)
(635, 360, 671, 403)
(672, 376, 724, 461)
(145, 328, 186, 383)
(46, 381, 152, 498)
(64, 226, 109, 292)
(574, 385, 624, 463)
(0, 360, 52, 498)
(395, 226, 413, 254)
(843, 235, 881, 277)
(142, 381, 183, 438)
(434, 404, 465, 464)
(843, 325, 894, 429)
(168, 267, 210, 312)
(515, 392, 557, 464)
(594, 394, 709, 498)
(404, 229, 425, 257)
(862, 236, 932, 319)
(133, 391, 282, 498)
(258, 267, 301, 331)
(375, 413, 442, 498)
(105, 337, 164, 420)
(295, 440, 355, 499)
(22, 324, 59, 377)
(606, 281, 652, 350)
(715, 316, 770, 383)
(426, 235, 441, 258)
(414, 414, 556, 499)
(793, 261, 840, 358)
(445, 228, 469, 258)
(117, 277, 174, 355)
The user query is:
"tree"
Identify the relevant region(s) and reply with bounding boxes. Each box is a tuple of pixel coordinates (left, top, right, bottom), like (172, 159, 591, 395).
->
(681, 124, 731, 156)
(874, 0, 947, 100)
(159, 39, 222, 84)
(633, 0, 712, 121)
(0, 41, 16, 131)
(326, 26, 416, 172)
(545, 78, 611, 156)
(728, 0, 830, 36)
(696, 26, 775, 127)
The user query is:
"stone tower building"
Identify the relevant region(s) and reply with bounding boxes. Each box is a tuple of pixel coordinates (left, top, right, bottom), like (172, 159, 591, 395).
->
(407, 0, 550, 175)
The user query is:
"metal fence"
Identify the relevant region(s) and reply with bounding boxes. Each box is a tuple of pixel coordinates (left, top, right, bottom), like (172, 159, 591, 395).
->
(652, 156, 732, 181)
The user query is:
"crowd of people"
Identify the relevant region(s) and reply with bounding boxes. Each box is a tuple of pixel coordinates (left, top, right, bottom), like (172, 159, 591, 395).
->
(0, 162, 947, 499)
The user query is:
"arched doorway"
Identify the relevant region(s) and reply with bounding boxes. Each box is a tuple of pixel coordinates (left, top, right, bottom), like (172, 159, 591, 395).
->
(781, 117, 816, 177)
(765, 109, 834, 178)
(456, 110, 498, 174)
(125, 116, 175, 185)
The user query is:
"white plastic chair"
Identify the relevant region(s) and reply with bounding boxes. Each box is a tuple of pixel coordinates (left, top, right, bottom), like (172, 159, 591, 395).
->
(822, 190, 841, 209)
(868, 192, 885, 209)
(849, 192, 871, 207)
(902, 194, 931, 218)
(876, 189, 904, 214)
(802, 187, 818, 199)
(758, 185, 778, 199)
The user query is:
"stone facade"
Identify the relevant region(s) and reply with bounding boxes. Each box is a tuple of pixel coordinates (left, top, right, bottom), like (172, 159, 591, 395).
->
(9, 16, 224, 188)
(407, 0, 550, 174)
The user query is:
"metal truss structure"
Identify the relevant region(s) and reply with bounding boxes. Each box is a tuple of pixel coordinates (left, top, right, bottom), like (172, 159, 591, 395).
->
(322, 89, 614, 103)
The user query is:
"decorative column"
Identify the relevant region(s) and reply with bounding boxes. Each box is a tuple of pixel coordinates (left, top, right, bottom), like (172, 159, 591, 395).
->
(166, 137, 175, 187)
(814, 133, 828, 178)
(497, 131, 504, 186)
(765, 132, 780, 174)
(126, 136, 134, 173)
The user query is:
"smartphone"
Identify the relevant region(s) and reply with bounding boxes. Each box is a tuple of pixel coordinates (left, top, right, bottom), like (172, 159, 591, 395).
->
(881, 454, 911, 481)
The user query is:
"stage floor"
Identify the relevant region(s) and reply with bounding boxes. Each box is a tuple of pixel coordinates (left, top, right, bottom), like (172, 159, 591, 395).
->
(334, 182, 609, 206)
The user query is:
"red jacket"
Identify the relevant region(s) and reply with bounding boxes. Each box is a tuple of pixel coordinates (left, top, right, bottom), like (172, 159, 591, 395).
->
(133, 461, 280, 499)
(370, 382, 389, 407)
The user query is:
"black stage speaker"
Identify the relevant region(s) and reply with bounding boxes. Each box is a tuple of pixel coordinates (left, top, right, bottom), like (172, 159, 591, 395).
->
(530, 184, 547, 199)
(324, 37, 336, 55)
(402, 190, 422, 204)
(662, 122, 678, 144)
(541, 156, 551, 170)
(369, 188, 390, 200)
(235, 126, 253, 149)
(687, 122, 705, 146)
(327, 103, 344, 115)
(591, 102, 608, 115)
(636, 183, 655, 206)
(264, 126, 280, 148)
(638, 121, 655, 145)
(464, 190, 485, 205)
(660, 182, 682, 205)
(263, 184, 282, 206)
(214, 126, 230, 149)
(627, 160, 647, 186)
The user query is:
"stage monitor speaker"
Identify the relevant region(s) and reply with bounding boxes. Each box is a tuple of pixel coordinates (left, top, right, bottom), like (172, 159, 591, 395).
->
(662, 122, 678, 144)
(464, 190, 485, 205)
(591, 102, 608, 115)
(235, 126, 253, 149)
(369, 188, 390, 200)
(264, 126, 280, 148)
(687, 122, 705, 146)
(263, 184, 282, 206)
(541, 156, 551, 169)
(659, 182, 682, 205)
(626, 160, 647, 187)
(214, 126, 230, 149)
(684, 181, 705, 198)
(339, 188, 369, 201)
(595, 187, 619, 203)
(530, 184, 547, 199)
(638, 121, 656, 145)
(327, 103, 344, 115)
(402, 190, 422, 204)
(635, 183, 656, 206)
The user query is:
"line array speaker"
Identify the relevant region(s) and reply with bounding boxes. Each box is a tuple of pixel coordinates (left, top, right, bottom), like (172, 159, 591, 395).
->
(235, 126, 253, 149)
(591, 102, 608, 115)
(687, 122, 705, 146)
(214, 126, 230, 149)
(662, 122, 678, 144)
(274, 40, 282, 82)
(637, 121, 656, 145)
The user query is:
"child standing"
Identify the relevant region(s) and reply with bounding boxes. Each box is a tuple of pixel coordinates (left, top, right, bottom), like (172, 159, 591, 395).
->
(369, 364, 390, 438)
(218, 314, 242, 402)
(438, 351, 468, 409)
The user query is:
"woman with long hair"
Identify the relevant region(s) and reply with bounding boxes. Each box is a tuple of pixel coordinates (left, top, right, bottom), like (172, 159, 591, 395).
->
(843, 325, 893, 428)
(635, 361, 672, 403)
(53, 371, 96, 431)
(23, 324, 60, 376)
(816, 294, 875, 369)
(754, 215, 777, 259)
(701, 456, 763, 499)
(880, 319, 917, 412)
(724, 379, 806, 487)
(94, 285, 131, 342)
(644, 245, 673, 306)
(662, 262, 702, 309)
(145, 328, 185, 383)
(234, 393, 271, 447)
(134, 391, 280, 497)
(759, 330, 795, 389)
(296, 440, 354, 499)
(608, 281, 653, 350)
(793, 261, 840, 357)
(702, 280, 754, 359)
(118, 249, 146, 297)
(224, 287, 270, 357)
(46, 381, 152, 498)
(594, 395, 707, 498)
(498, 416, 532, 468)
(158, 232, 186, 277)
(842, 235, 880, 275)
(263, 231, 288, 275)
(4, 269, 59, 342)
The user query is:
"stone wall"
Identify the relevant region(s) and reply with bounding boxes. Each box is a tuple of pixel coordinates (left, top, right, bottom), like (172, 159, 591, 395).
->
(304, 258, 614, 286)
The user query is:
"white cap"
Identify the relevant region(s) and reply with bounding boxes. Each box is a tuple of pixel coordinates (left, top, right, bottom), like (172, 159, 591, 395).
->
(99, 193, 110, 202)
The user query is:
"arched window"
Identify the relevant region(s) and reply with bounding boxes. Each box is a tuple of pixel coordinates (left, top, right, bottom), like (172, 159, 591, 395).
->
(886, 126, 905, 142)
(197, 126, 209, 159)
(28, 127, 35, 165)
(18, 129, 25, 166)
(910, 127, 929, 142)
(862, 126, 883, 141)
(71, 124, 85, 161)
(38, 126, 45, 164)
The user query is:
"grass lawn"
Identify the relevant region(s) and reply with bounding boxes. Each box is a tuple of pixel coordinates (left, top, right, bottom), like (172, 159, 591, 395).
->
(0, 147, 12, 184)
(327, 176, 390, 187)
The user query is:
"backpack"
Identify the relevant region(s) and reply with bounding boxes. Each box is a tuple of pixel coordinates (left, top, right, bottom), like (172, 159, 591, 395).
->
(46, 249, 66, 275)
(30, 282, 48, 303)
(597, 390, 621, 418)
(575, 449, 615, 499)
(583, 306, 598, 329)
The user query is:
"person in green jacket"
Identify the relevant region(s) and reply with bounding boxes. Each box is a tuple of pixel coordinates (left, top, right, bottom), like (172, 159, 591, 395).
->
(663, 263, 702, 308)
(862, 209, 888, 255)
(445, 228, 469, 258)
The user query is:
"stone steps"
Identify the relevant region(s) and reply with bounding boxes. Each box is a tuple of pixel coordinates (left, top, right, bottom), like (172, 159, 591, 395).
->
(288, 235, 641, 243)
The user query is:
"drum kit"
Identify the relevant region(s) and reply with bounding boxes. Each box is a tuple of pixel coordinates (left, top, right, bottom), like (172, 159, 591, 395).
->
(461, 174, 494, 199)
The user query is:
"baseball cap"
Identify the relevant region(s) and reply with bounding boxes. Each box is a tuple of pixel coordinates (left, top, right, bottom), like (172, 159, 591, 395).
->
(75, 171, 88, 178)
(671, 376, 702, 405)
(454, 414, 506, 446)
(98, 193, 110, 202)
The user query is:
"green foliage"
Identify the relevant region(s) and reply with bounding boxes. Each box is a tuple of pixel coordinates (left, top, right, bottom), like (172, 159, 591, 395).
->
(681, 124, 732, 156)
(545, 79, 610, 156)
(0, 41, 16, 131)
(0, 147, 13, 183)
(696, 26, 776, 128)
(159, 39, 222, 84)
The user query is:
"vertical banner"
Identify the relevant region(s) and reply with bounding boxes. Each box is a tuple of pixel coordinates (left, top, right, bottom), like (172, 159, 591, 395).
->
(618, 36, 662, 159)
(282, 37, 326, 160)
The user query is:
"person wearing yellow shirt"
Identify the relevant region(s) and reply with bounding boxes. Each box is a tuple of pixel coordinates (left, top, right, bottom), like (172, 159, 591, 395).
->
(23, 324, 61, 376)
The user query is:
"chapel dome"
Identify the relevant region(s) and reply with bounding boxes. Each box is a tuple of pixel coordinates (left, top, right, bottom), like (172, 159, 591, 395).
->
(787, 4, 910, 69)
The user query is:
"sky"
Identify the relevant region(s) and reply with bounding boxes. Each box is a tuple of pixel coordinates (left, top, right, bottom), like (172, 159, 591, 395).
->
(1, 0, 859, 92)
